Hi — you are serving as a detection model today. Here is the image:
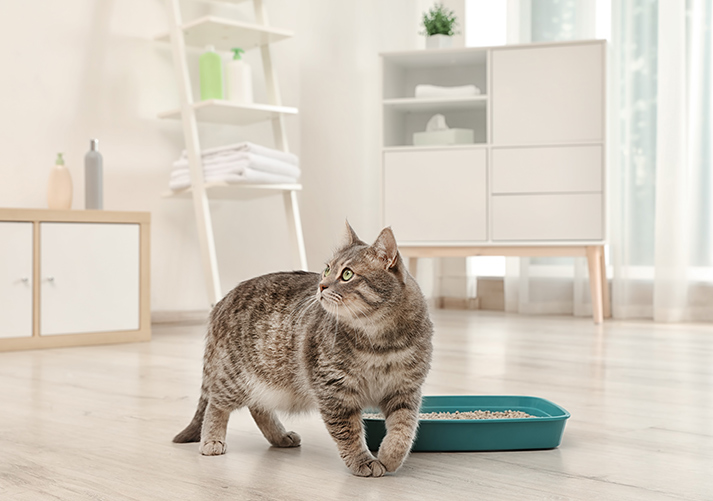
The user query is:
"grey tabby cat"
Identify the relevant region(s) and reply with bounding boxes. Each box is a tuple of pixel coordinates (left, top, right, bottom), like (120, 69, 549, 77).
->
(173, 223, 433, 477)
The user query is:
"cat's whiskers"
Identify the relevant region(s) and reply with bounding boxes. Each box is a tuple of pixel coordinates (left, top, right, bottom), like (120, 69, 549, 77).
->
(292, 295, 316, 320)
(333, 303, 339, 348)
(287, 294, 317, 324)
(293, 295, 319, 326)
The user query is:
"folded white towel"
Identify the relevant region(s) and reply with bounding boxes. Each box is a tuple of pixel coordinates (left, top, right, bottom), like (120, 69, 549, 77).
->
(173, 152, 301, 180)
(181, 141, 298, 166)
(169, 168, 298, 191)
(414, 84, 481, 98)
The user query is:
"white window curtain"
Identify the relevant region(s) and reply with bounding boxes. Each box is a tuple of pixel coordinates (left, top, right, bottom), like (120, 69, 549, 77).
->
(503, 0, 713, 322)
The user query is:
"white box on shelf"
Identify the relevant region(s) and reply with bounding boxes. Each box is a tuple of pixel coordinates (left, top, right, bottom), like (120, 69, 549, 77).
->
(413, 128, 474, 146)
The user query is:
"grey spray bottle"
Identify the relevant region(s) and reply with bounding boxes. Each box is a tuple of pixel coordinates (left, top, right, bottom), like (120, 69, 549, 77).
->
(85, 139, 103, 209)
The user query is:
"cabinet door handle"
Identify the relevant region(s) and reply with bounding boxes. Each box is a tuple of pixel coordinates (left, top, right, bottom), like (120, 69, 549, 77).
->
(45, 276, 55, 283)
(20, 277, 30, 283)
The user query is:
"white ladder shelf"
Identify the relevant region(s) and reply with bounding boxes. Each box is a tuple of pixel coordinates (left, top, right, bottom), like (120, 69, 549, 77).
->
(160, 0, 307, 306)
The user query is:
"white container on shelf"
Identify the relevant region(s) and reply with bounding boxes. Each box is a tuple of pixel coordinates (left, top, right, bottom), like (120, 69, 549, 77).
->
(226, 48, 253, 104)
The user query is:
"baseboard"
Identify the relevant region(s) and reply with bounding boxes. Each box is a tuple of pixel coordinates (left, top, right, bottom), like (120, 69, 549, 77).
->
(151, 310, 209, 325)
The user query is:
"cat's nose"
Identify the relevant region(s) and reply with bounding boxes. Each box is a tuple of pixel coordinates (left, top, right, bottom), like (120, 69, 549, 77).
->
(320, 283, 327, 292)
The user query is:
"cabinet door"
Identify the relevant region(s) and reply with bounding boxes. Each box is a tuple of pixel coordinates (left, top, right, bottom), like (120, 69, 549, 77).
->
(40, 223, 140, 336)
(0, 222, 33, 338)
(384, 148, 487, 242)
(492, 43, 604, 145)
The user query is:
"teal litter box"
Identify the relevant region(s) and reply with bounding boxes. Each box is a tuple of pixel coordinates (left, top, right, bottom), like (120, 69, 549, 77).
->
(364, 395, 570, 452)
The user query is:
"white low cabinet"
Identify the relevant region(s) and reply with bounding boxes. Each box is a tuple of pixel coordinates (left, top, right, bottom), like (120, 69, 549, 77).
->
(0, 209, 151, 351)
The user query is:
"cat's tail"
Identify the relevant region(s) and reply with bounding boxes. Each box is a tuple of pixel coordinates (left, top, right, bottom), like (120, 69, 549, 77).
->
(172, 391, 208, 443)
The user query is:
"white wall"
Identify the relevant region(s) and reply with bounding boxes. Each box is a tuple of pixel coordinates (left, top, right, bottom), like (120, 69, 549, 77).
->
(298, 0, 426, 264)
(0, 0, 436, 313)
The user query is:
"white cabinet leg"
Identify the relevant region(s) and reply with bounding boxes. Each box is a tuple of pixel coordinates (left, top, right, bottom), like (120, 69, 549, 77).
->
(408, 257, 419, 277)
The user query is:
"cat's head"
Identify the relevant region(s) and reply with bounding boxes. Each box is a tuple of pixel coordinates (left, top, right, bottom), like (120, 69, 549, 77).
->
(317, 222, 406, 324)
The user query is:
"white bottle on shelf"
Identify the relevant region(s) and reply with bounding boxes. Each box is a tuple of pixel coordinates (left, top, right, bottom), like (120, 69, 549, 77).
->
(226, 48, 253, 105)
(84, 139, 103, 210)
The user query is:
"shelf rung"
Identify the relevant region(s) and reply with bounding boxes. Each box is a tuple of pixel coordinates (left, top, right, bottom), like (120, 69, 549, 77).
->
(158, 100, 298, 126)
(383, 96, 488, 113)
(163, 182, 303, 200)
(155, 16, 293, 51)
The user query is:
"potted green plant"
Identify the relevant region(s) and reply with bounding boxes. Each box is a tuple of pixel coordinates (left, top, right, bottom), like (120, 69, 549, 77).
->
(421, 3, 459, 49)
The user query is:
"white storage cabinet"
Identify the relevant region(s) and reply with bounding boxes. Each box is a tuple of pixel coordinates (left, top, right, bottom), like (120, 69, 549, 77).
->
(379, 40, 609, 323)
(0, 209, 151, 351)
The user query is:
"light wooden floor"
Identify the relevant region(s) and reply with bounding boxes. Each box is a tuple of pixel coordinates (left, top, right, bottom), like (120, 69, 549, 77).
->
(1, 310, 712, 500)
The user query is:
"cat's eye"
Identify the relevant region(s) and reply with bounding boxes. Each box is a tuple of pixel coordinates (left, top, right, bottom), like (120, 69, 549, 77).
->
(324, 266, 330, 277)
(341, 268, 354, 281)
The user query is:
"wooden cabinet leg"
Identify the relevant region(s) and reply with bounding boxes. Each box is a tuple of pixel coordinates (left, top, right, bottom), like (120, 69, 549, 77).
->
(408, 257, 419, 278)
(600, 246, 611, 318)
(586, 246, 604, 324)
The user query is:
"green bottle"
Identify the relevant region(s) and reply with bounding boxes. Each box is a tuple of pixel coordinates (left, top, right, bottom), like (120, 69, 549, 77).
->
(199, 45, 224, 100)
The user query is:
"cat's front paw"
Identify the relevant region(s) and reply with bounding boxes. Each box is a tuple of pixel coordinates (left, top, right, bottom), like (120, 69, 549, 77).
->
(271, 431, 301, 448)
(200, 440, 227, 456)
(350, 458, 387, 477)
(377, 452, 405, 473)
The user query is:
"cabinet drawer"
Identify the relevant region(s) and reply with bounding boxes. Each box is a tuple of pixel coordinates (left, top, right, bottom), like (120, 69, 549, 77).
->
(492, 193, 602, 241)
(384, 148, 487, 242)
(492, 145, 602, 194)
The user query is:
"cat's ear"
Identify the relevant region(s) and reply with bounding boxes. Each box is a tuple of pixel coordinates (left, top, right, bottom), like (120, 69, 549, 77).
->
(344, 220, 365, 246)
(371, 227, 399, 269)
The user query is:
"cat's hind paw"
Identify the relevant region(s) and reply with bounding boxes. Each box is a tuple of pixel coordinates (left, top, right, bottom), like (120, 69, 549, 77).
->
(199, 440, 227, 456)
(351, 458, 387, 478)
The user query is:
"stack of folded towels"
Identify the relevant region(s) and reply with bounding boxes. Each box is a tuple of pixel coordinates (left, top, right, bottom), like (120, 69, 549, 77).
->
(414, 84, 481, 98)
(169, 142, 300, 191)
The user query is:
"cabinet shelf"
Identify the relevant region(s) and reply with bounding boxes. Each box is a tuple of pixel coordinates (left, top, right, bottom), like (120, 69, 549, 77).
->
(383, 144, 488, 153)
(383, 96, 487, 114)
(380, 47, 488, 69)
(155, 16, 293, 51)
(158, 100, 298, 126)
(163, 182, 302, 200)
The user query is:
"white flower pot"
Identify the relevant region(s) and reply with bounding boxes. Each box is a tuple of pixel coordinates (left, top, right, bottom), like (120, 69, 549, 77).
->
(426, 34, 453, 49)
